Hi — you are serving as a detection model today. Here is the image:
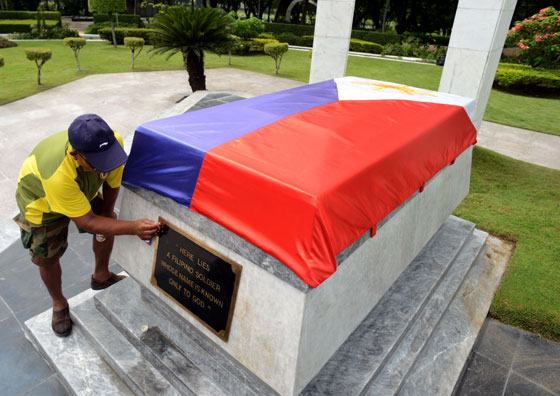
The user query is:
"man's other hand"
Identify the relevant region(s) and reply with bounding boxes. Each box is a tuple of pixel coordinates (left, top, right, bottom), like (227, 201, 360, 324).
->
(133, 219, 160, 240)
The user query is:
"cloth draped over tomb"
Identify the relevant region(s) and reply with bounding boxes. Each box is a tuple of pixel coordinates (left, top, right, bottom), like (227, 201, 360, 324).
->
(123, 77, 477, 288)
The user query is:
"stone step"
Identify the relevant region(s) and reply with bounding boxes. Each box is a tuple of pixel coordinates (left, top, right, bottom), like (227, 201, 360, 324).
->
(300, 216, 482, 395)
(94, 277, 277, 396)
(365, 229, 488, 395)
(71, 297, 183, 396)
(24, 290, 135, 396)
(397, 231, 505, 396)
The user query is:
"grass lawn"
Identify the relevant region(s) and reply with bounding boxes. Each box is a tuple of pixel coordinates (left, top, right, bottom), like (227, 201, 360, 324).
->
(455, 147, 560, 341)
(1, 41, 559, 136)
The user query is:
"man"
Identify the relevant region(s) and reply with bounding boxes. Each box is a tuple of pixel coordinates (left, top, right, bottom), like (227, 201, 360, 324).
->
(14, 114, 159, 337)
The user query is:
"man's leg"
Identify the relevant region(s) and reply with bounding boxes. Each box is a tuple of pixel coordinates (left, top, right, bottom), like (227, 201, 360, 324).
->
(92, 232, 114, 282)
(39, 260, 67, 311)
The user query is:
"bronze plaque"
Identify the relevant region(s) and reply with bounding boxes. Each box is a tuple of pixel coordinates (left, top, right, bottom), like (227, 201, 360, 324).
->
(151, 217, 242, 341)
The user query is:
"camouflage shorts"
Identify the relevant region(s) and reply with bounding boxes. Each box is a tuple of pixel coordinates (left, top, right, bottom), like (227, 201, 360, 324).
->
(14, 214, 70, 267)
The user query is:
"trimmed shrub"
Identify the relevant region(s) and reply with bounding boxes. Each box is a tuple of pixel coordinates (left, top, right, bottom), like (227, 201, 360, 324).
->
(276, 32, 299, 45)
(349, 38, 383, 54)
(298, 35, 313, 47)
(64, 37, 86, 71)
(99, 27, 155, 44)
(350, 29, 401, 45)
(257, 32, 275, 39)
(0, 37, 17, 48)
(264, 42, 288, 74)
(231, 17, 265, 39)
(494, 63, 560, 92)
(0, 19, 58, 33)
(0, 55, 4, 67)
(264, 22, 401, 46)
(85, 21, 138, 34)
(124, 36, 144, 68)
(25, 48, 51, 85)
(264, 22, 314, 37)
(248, 38, 278, 53)
(93, 13, 142, 26)
(0, 10, 61, 20)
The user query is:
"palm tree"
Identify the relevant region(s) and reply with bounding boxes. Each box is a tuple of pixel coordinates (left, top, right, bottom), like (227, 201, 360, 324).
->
(150, 6, 233, 92)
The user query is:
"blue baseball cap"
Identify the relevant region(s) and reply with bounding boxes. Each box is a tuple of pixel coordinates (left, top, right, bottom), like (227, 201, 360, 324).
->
(68, 114, 127, 173)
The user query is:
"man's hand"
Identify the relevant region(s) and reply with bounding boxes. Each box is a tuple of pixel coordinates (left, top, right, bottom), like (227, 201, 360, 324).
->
(132, 219, 160, 240)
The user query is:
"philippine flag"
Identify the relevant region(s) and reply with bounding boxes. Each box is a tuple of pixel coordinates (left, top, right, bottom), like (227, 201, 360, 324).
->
(123, 77, 477, 287)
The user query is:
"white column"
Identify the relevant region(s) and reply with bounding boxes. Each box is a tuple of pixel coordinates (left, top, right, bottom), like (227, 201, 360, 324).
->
(309, 0, 356, 84)
(439, 0, 517, 130)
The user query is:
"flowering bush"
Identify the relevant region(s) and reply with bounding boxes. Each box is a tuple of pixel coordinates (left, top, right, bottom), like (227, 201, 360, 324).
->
(506, 6, 560, 68)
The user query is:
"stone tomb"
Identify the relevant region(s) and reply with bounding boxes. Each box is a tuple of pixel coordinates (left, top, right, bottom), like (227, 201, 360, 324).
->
(113, 128, 474, 396)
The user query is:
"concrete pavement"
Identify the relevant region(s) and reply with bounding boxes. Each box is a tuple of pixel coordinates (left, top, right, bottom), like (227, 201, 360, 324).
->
(1, 68, 558, 250)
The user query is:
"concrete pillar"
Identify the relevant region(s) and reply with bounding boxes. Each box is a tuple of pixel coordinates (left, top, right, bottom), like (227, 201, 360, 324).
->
(308, 0, 356, 84)
(439, 0, 517, 130)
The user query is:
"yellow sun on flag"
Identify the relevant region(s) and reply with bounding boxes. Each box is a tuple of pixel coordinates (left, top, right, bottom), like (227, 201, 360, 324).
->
(351, 81, 438, 97)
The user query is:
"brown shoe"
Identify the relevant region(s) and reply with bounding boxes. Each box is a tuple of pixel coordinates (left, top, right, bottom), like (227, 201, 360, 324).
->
(91, 272, 126, 290)
(52, 305, 72, 337)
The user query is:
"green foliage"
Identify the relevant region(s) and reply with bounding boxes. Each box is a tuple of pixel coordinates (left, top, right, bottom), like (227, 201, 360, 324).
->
(257, 32, 275, 39)
(264, 22, 401, 46)
(0, 55, 4, 67)
(98, 27, 156, 44)
(506, 6, 560, 68)
(494, 63, 560, 92)
(350, 30, 401, 45)
(88, 0, 126, 14)
(227, 10, 238, 20)
(231, 17, 265, 39)
(275, 32, 299, 45)
(349, 39, 383, 54)
(264, 42, 288, 74)
(124, 36, 144, 69)
(381, 35, 444, 60)
(85, 21, 138, 34)
(64, 37, 86, 50)
(93, 13, 142, 25)
(64, 37, 86, 71)
(0, 19, 58, 33)
(149, 6, 233, 91)
(124, 36, 144, 49)
(9, 21, 78, 38)
(37, 1, 57, 11)
(230, 37, 279, 55)
(263, 22, 314, 37)
(25, 48, 52, 84)
(25, 47, 52, 62)
(0, 10, 60, 20)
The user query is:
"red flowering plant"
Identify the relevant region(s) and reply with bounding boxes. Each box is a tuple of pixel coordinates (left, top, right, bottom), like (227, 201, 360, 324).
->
(506, 6, 560, 68)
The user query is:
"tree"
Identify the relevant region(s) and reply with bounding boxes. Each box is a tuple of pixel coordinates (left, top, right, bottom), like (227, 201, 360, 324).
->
(150, 6, 233, 92)
(25, 48, 51, 85)
(264, 42, 288, 74)
(124, 37, 144, 69)
(89, 0, 127, 48)
(64, 37, 86, 71)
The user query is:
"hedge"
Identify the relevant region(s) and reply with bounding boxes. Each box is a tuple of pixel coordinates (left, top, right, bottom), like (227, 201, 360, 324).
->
(494, 64, 560, 92)
(0, 19, 58, 33)
(231, 37, 279, 55)
(264, 22, 314, 37)
(99, 27, 156, 44)
(351, 30, 401, 45)
(0, 11, 61, 20)
(264, 21, 401, 46)
(349, 38, 383, 54)
(93, 13, 142, 26)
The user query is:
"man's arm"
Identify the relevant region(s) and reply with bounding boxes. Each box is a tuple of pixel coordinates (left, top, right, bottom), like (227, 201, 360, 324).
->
(71, 211, 159, 240)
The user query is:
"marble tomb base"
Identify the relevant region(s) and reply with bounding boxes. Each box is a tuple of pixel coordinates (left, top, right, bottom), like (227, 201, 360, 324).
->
(109, 144, 474, 396)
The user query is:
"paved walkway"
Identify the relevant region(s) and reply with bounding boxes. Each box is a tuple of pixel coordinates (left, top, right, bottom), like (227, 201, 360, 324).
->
(0, 69, 559, 396)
